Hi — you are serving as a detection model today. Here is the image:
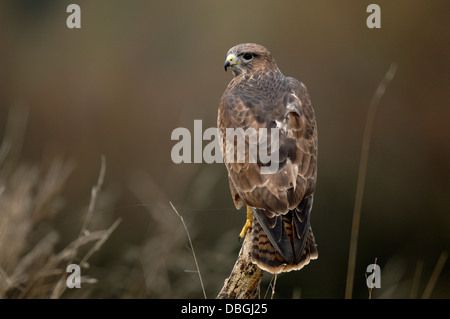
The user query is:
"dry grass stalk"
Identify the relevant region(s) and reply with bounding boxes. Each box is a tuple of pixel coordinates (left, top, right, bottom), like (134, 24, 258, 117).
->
(409, 259, 424, 299)
(366, 257, 378, 299)
(0, 109, 119, 298)
(421, 251, 448, 299)
(169, 201, 206, 299)
(50, 156, 120, 299)
(345, 63, 397, 299)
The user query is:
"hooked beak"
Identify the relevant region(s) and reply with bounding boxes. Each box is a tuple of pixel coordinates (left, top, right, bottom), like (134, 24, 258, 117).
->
(224, 53, 237, 72)
(224, 60, 231, 71)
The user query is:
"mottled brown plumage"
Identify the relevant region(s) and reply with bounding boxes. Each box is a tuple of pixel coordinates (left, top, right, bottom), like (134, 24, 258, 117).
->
(218, 43, 318, 273)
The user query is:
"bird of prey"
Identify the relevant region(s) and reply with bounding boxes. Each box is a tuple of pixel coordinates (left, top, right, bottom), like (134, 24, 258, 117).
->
(218, 43, 318, 274)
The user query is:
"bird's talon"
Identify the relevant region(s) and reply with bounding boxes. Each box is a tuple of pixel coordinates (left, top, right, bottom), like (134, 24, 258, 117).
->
(239, 206, 253, 238)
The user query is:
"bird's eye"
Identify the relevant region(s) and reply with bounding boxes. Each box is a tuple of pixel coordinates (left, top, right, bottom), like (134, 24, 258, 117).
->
(242, 53, 253, 61)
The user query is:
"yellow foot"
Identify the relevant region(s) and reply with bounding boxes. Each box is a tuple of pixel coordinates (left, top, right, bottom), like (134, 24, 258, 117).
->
(239, 206, 253, 238)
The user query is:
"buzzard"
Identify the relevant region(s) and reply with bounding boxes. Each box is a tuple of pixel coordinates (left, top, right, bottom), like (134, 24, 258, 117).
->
(218, 43, 318, 274)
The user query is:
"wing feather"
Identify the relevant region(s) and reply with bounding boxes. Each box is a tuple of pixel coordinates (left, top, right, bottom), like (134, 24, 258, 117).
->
(218, 72, 317, 213)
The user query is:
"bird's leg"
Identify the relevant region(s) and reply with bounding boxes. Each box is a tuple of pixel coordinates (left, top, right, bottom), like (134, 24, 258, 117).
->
(239, 206, 253, 239)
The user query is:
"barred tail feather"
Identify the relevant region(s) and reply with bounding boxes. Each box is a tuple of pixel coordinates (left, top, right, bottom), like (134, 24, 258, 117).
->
(250, 197, 318, 274)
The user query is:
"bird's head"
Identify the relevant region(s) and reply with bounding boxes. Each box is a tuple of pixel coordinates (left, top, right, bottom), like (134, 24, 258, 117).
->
(224, 43, 279, 77)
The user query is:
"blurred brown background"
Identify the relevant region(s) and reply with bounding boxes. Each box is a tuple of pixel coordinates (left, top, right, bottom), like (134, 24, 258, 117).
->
(0, 0, 449, 298)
